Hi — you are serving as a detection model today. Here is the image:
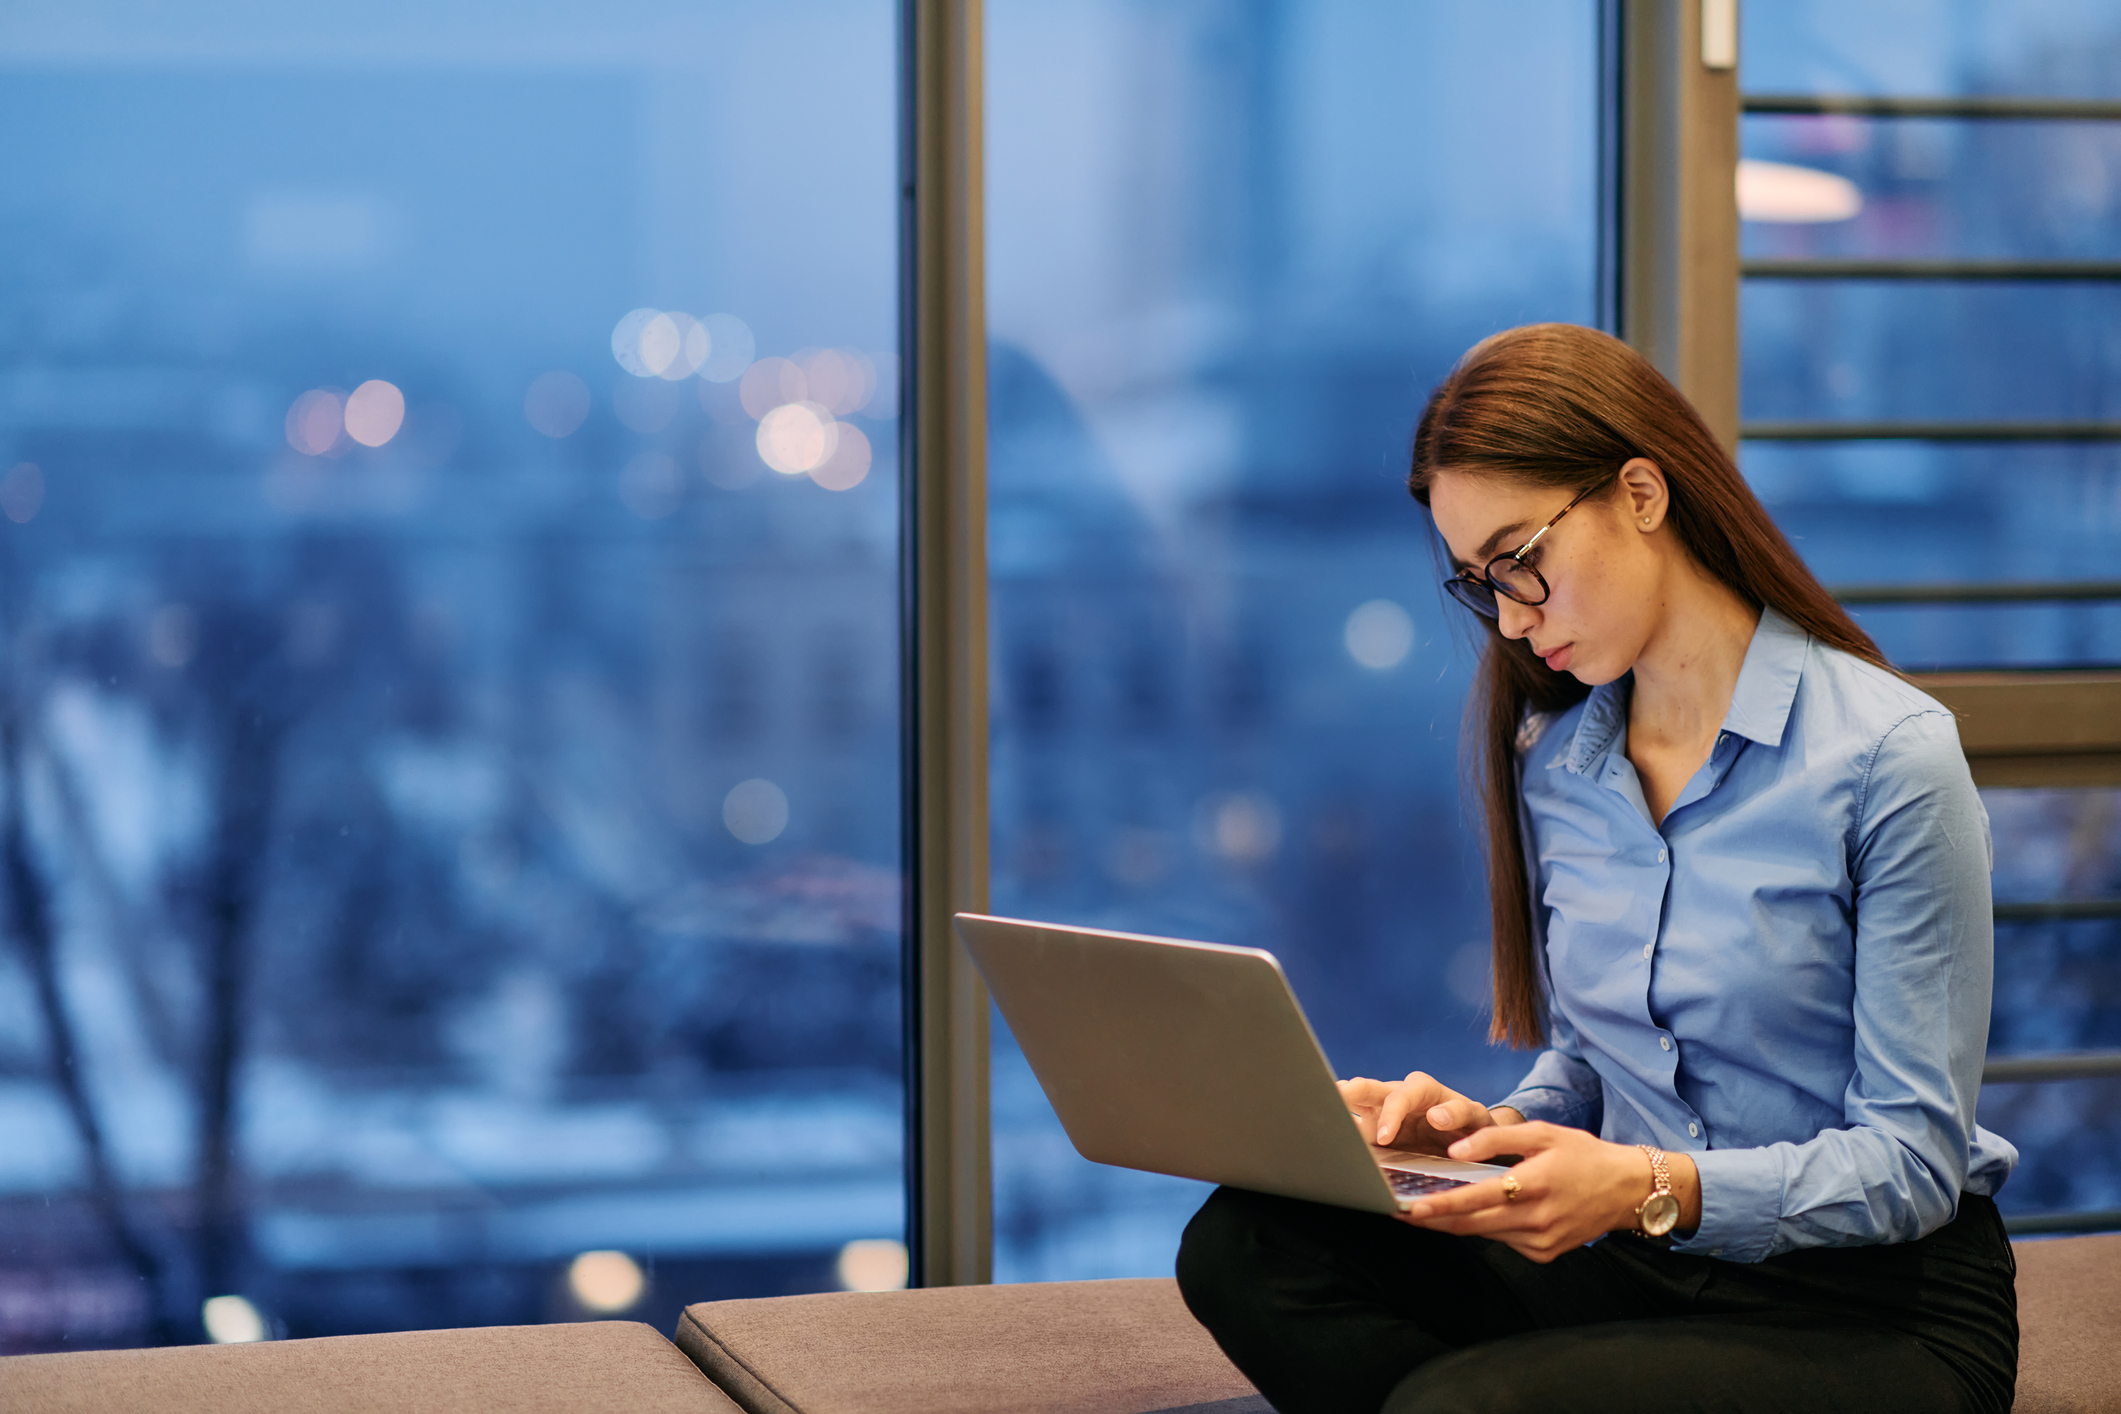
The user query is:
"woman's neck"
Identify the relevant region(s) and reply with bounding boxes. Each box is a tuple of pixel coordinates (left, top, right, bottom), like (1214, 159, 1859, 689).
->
(1626, 560, 1761, 754)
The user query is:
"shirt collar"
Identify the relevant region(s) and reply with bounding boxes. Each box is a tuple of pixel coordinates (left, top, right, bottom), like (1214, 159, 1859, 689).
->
(1722, 605, 1809, 748)
(1560, 605, 1810, 773)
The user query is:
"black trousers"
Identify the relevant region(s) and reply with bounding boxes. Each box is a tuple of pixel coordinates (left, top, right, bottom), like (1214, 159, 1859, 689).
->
(1176, 1186, 2018, 1414)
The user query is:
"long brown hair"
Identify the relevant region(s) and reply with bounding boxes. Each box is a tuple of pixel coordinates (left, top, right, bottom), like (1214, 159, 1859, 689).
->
(1408, 324, 1888, 1049)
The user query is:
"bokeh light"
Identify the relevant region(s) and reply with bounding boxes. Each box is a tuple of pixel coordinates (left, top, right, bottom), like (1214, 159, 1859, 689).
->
(757, 402, 836, 475)
(809, 422, 871, 491)
(663, 313, 711, 380)
(739, 357, 806, 420)
(1737, 159, 1862, 223)
(610, 308, 660, 377)
(723, 778, 789, 844)
(284, 389, 343, 456)
(202, 1294, 266, 1344)
(567, 1251, 644, 1313)
(698, 313, 755, 382)
(618, 451, 684, 520)
(1196, 791, 1280, 863)
(342, 379, 405, 447)
(612, 377, 681, 434)
(1343, 599, 1413, 669)
(524, 371, 592, 437)
(795, 348, 875, 417)
(836, 1238, 909, 1293)
(638, 313, 683, 377)
(1, 462, 44, 524)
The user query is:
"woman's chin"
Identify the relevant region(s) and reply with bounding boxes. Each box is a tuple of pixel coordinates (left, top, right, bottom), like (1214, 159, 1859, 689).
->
(1561, 654, 1623, 687)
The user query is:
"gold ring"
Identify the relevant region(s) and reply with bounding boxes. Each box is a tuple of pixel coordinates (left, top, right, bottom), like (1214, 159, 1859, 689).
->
(1502, 1173, 1522, 1202)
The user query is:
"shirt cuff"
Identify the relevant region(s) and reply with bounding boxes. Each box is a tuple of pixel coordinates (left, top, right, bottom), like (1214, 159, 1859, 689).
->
(1496, 1085, 1596, 1130)
(1675, 1146, 1785, 1263)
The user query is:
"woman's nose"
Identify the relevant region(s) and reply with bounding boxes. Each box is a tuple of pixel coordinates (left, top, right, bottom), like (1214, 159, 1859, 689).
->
(1497, 597, 1539, 641)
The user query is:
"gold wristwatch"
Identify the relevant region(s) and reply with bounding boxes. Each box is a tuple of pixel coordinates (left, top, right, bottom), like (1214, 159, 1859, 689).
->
(1634, 1144, 1680, 1238)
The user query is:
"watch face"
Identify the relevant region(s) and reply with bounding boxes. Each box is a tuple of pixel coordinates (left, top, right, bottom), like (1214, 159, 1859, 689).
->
(1640, 1192, 1681, 1237)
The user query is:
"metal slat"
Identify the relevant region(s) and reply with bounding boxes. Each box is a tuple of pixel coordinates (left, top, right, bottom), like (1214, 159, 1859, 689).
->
(1744, 94, 2121, 121)
(1743, 422, 2121, 442)
(1994, 899, 2121, 922)
(1744, 259, 2121, 281)
(1983, 1052, 2121, 1083)
(2004, 1209, 2121, 1236)
(1828, 582, 2121, 605)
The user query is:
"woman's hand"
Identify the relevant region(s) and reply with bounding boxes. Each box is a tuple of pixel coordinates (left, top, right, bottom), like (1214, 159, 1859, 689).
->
(1336, 1071, 1521, 1154)
(1393, 1122, 1702, 1263)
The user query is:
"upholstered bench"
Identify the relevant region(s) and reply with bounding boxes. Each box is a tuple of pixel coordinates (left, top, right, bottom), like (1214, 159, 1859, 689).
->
(0, 1319, 740, 1414)
(675, 1277, 1267, 1414)
(671, 1240, 2121, 1414)
(2015, 1233, 2121, 1414)
(2, 1236, 2114, 1412)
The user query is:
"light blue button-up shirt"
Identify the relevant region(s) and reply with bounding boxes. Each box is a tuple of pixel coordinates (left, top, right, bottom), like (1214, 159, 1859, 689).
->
(1498, 606, 2016, 1263)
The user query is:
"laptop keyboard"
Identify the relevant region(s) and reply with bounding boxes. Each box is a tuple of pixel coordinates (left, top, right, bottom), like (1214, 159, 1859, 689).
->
(1386, 1169, 1471, 1199)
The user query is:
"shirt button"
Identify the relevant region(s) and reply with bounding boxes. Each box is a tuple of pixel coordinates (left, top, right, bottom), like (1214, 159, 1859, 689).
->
(1688, 1122, 1699, 1138)
(1642, 942, 1652, 959)
(1660, 1036, 1672, 1052)
(1657, 847, 1667, 863)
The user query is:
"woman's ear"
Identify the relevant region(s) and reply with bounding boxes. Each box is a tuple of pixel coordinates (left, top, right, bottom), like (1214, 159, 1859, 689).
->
(1618, 457, 1669, 533)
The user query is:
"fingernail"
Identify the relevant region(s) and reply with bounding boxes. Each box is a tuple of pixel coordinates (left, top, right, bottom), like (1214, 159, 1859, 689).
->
(1428, 1106, 1450, 1124)
(1409, 1203, 1431, 1217)
(1447, 1141, 1466, 1158)
(1377, 1127, 1390, 1142)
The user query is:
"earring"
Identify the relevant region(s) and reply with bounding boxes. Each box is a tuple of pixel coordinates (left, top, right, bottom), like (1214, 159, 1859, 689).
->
(1642, 517, 1652, 526)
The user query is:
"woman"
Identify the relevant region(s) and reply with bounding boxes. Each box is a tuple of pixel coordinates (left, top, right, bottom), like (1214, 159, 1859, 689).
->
(1176, 325, 2018, 1414)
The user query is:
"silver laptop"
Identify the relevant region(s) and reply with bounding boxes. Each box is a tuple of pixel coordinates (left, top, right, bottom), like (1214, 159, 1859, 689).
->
(954, 912, 1511, 1214)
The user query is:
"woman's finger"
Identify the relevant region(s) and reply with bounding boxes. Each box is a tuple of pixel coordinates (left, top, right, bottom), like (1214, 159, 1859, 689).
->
(1400, 1174, 1521, 1219)
(1446, 1119, 1561, 1164)
(1398, 1198, 1542, 1239)
(1337, 1077, 1385, 1106)
(1374, 1087, 1413, 1144)
(1424, 1097, 1487, 1132)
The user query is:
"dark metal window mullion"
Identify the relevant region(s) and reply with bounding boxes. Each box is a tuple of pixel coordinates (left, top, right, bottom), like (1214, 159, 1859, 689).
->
(899, 0, 992, 1290)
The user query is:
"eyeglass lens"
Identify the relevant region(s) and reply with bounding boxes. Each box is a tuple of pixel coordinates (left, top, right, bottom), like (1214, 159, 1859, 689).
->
(1445, 576, 1499, 618)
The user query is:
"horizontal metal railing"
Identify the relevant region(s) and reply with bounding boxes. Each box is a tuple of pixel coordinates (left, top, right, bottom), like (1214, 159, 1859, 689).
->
(2003, 1209, 2121, 1236)
(1743, 421, 2121, 442)
(1983, 1053, 2121, 1083)
(1995, 899, 2121, 922)
(1746, 85, 2121, 1236)
(1825, 581, 2121, 606)
(1744, 94, 2121, 121)
(1743, 259, 2121, 281)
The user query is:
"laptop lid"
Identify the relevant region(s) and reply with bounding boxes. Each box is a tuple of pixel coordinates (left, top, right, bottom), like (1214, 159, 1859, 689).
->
(954, 912, 1404, 1214)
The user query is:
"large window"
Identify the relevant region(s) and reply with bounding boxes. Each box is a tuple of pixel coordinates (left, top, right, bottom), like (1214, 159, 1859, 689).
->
(984, 2, 1604, 1281)
(0, 2, 906, 1352)
(1740, 2, 2121, 1231)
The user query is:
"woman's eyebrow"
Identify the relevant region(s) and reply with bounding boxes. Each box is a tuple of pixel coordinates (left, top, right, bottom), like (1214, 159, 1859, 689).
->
(1451, 520, 1530, 572)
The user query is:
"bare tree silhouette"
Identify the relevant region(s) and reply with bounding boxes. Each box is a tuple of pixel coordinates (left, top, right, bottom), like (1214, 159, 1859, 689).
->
(1, 685, 178, 1343)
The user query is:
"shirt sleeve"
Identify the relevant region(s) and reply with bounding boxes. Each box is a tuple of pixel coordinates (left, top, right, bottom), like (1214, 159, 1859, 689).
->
(1678, 711, 1995, 1262)
(1497, 1020, 1603, 1130)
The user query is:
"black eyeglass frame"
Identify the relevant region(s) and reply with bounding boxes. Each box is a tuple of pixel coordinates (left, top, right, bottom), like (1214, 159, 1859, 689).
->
(1442, 479, 1610, 619)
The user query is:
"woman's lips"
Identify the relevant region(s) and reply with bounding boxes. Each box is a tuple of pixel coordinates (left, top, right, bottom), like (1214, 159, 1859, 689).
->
(1539, 643, 1573, 671)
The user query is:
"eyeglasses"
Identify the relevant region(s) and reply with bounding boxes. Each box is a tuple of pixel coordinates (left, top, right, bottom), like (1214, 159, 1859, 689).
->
(1443, 480, 1607, 620)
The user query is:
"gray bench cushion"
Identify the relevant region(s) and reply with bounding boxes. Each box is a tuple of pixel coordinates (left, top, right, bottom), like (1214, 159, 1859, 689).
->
(676, 1277, 1267, 1414)
(0, 1319, 742, 1414)
(2015, 1233, 2121, 1414)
